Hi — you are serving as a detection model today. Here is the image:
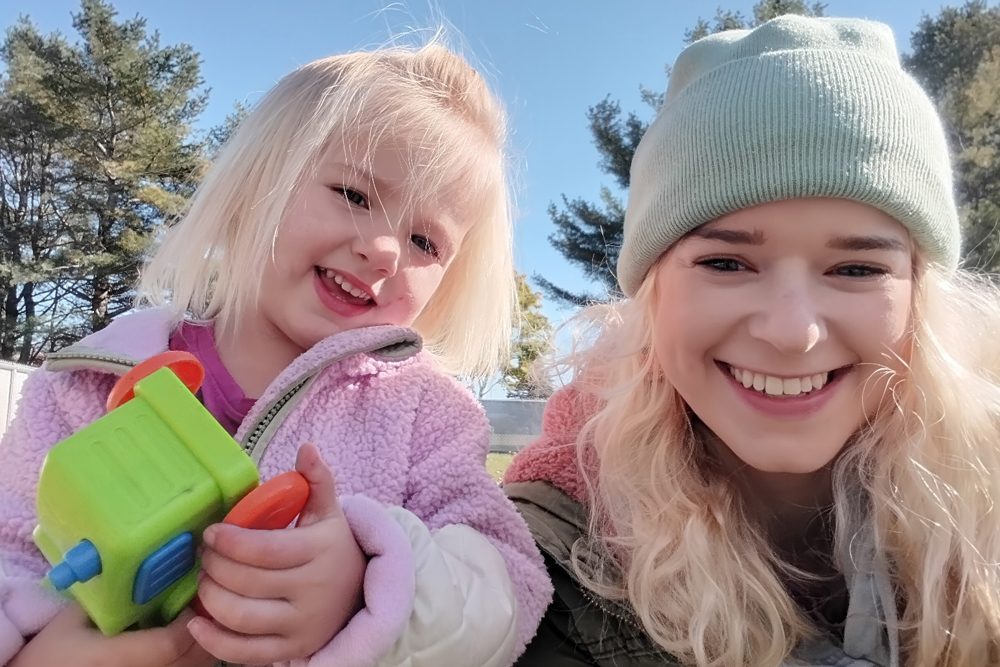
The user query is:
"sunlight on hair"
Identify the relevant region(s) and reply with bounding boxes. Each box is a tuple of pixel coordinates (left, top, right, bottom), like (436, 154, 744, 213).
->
(537, 263, 1000, 666)
(137, 32, 516, 378)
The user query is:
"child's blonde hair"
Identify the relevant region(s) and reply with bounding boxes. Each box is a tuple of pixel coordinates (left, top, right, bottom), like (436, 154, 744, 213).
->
(138, 39, 515, 377)
(556, 261, 1000, 666)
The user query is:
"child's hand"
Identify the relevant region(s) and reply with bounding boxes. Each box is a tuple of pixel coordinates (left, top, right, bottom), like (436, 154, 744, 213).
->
(189, 442, 367, 664)
(10, 603, 215, 667)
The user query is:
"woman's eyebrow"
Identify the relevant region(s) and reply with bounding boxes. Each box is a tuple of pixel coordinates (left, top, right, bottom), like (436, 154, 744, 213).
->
(688, 228, 908, 253)
(688, 228, 766, 245)
(826, 235, 908, 252)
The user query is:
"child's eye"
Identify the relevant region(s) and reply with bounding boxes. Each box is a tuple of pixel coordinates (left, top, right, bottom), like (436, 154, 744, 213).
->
(332, 186, 368, 209)
(696, 257, 748, 272)
(411, 235, 439, 258)
(830, 264, 888, 279)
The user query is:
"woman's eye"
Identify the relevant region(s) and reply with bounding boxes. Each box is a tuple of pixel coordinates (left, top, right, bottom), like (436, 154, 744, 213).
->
(333, 187, 368, 208)
(412, 235, 439, 258)
(697, 257, 747, 272)
(831, 264, 888, 279)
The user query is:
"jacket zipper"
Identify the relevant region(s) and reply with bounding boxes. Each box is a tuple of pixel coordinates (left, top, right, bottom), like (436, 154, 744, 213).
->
(44, 349, 139, 373)
(49, 332, 420, 464)
(239, 377, 311, 458)
(48, 348, 313, 458)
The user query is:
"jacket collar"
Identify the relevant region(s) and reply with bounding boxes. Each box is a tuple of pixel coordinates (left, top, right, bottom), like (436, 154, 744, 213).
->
(507, 475, 897, 667)
(44, 308, 426, 466)
(44, 307, 422, 379)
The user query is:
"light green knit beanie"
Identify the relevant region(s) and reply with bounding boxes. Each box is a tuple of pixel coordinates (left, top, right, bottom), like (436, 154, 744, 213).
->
(618, 15, 959, 297)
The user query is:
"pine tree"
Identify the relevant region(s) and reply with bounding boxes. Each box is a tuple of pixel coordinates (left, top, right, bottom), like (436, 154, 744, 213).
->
(504, 274, 553, 398)
(904, 1, 1000, 271)
(0, 29, 82, 361)
(466, 274, 554, 399)
(4, 0, 207, 335)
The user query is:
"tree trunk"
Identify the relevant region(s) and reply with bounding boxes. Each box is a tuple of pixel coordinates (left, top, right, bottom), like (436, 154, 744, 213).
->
(18, 282, 35, 364)
(90, 182, 119, 332)
(91, 272, 111, 331)
(1, 284, 18, 360)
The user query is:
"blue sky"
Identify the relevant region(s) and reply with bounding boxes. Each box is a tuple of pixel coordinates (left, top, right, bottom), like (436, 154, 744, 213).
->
(2, 0, 953, 326)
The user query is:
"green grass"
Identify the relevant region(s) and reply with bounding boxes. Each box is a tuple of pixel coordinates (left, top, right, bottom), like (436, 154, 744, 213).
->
(486, 452, 515, 484)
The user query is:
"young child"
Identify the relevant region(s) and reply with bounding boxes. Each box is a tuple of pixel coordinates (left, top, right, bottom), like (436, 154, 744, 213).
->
(506, 15, 1000, 667)
(0, 41, 551, 667)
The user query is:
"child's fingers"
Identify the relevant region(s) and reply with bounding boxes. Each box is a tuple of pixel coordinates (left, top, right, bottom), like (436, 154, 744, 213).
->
(48, 601, 91, 629)
(171, 643, 216, 667)
(198, 547, 299, 600)
(195, 574, 294, 636)
(295, 442, 345, 527)
(106, 608, 200, 666)
(168, 613, 217, 667)
(203, 521, 317, 569)
(187, 616, 290, 665)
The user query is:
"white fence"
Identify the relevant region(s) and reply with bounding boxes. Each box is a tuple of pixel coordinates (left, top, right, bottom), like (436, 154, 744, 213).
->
(0, 360, 32, 438)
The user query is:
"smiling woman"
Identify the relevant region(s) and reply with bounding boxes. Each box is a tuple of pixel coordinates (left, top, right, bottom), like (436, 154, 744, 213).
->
(506, 14, 1000, 667)
(652, 199, 914, 474)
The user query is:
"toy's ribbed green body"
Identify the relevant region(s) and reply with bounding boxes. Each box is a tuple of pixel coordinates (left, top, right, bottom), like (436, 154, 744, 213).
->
(33, 368, 259, 635)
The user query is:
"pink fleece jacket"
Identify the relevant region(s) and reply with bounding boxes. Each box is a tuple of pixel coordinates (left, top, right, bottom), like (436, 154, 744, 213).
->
(0, 308, 550, 666)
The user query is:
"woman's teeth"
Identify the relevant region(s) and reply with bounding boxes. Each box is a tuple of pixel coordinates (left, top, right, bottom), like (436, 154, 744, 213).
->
(728, 365, 830, 396)
(322, 268, 372, 302)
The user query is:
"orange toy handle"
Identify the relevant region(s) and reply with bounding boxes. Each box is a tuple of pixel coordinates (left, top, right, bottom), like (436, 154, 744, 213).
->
(193, 472, 310, 619)
(224, 471, 310, 530)
(107, 351, 205, 412)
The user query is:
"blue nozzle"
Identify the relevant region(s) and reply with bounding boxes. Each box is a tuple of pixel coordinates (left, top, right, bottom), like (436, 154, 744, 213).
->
(47, 540, 102, 591)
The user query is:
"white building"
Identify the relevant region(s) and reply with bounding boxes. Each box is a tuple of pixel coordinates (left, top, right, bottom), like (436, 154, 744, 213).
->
(481, 399, 546, 453)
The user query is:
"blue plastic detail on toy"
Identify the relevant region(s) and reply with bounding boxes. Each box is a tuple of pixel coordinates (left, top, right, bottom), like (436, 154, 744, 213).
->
(48, 539, 103, 591)
(133, 533, 196, 605)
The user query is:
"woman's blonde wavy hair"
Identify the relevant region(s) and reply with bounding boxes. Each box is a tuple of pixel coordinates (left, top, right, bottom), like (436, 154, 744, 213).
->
(137, 37, 515, 377)
(555, 259, 1000, 666)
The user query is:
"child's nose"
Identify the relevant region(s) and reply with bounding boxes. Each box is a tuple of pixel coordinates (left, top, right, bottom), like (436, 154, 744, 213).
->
(355, 234, 400, 277)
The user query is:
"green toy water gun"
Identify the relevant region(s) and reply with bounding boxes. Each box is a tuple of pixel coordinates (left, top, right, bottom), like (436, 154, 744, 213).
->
(33, 351, 309, 635)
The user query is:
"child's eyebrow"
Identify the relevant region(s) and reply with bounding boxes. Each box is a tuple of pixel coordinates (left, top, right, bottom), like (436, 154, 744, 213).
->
(826, 235, 908, 252)
(330, 162, 393, 194)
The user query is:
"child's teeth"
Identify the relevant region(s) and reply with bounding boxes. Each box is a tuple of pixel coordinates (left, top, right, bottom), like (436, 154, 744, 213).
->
(729, 365, 832, 397)
(321, 269, 372, 302)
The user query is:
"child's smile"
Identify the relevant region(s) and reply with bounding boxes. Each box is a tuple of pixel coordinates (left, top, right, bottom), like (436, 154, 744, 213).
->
(316, 267, 376, 304)
(313, 267, 377, 318)
(251, 140, 476, 355)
